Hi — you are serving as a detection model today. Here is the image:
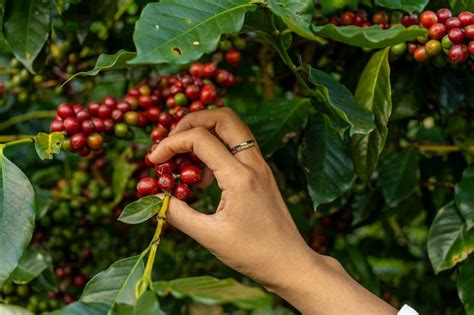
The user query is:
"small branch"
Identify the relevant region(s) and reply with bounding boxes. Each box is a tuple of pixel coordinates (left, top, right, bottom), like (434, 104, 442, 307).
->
(417, 144, 474, 153)
(0, 111, 56, 131)
(0, 137, 34, 146)
(0, 135, 35, 143)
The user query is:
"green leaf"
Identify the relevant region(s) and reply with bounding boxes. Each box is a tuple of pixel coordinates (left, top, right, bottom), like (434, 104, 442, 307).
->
(112, 148, 137, 205)
(427, 201, 474, 274)
(374, 0, 429, 13)
(455, 167, 474, 230)
(130, 0, 256, 65)
(449, 0, 474, 14)
(10, 249, 49, 284)
(266, 0, 324, 43)
(63, 50, 137, 85)
(152, 276, 271, 310)
(110, 291, 164, 315)
(308, 67, 374, 135)
(350, 48, 392, 181)
(0, 0, 6, 38)
(298, 114, 354, 209)
(129, 126, 153, 146)
(457, 257, 474, 314)
(34, 132, 65, 160)
(0, 304, 33, 315)
(80, 255, 145, 305)
(47, 302, 109, 315)
(319, 0, 359, 14)
(245, 98, 314, 158)
(378, 150, 419, 206)
(0, 151, 35, 288)
(4, 0, 50, 73)
(311, 24, 426, 49)
(119, 196, 163, 225)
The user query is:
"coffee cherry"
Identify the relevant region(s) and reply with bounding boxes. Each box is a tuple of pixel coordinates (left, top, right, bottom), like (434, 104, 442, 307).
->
(157, 173, 175, 191)
(352, 15, 365, 26)
(341, 11, 354, 25)
(76, 110, 90, 122)
(151, 125, 168, 143)
(466, 25, 474, 40)
(158, 112, 174, 128)
(448, 28, 465, 44)
(425, 40, 442, 55)
(124, 111, 140, 125)
(413, 46, 429, 62)
(233, 37, 246, 50)
(139, 84, 151, 96)
(189, 63, 204, 77)
(63, 294, 75, 305)
(103, 96, 117, 109)
(138, 112, 148, 127)
(225, 49, 241, 65)
(111, 109, 124, 122)
(390, 42, 407, 56)
(179, 165, 202, 185)
(103, 118, 115, 134)
(442, 35, 454, 49)
(185, 84, 200, 100)
(429, 23, 446, 40)
(468, 41, 474, 56)
(88, 101, 101, 115)
(189, 100, 206, 112)
(146, 107, 161, 122)
(445, 17, 462, 30)
(73, 275, 87, 288)
(401, 14, 416, 27)
(114, 123, 129, 138)
(166, 96, 177, 109)
(202, 63, 217, 78)
(81, 120, 95, 135)
(137, 177, 158, 196)
(50, 119, 64, 132)
(436, 8, 452, 23)
(155, 160, 177, 176)
(373, 11, 389, 25)
(420, 11, 438, 28)
(174, 92, 187, 106)
(63, 117, 80, 134)
(57, 103, 75, 119)
(117, 101, 131, 112)
(173, 182, 191, 200)
(87, 133, 103, 150)
(92, 118, 105, 133)
(70, 133, 86, 151)
(139, 95, 153, 108)
(458, 11, 473, 26)
(200, 84, 216, 104)
(98, 105, 112, 118)
(448, 44, 468, 63)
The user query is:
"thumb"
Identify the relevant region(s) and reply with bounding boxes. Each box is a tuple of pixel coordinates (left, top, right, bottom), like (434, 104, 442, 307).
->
(158, 194, 217, 244)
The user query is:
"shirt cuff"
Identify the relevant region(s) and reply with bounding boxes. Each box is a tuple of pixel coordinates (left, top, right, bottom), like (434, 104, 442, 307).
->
(398, 304, 418, 315)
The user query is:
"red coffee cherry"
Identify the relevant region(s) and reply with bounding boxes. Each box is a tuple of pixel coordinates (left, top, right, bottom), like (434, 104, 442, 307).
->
(458, 11, 473, 26)
(87, 133, 104, 150)
(225, 49, 241, 65)
(157, 173, 175, 191)
(436, 8, 452, 23)
(189, 100, 206, 112)
(81, 120, 95, 135)
(111, 109, 124, 122)
(173, 107, 188, 121)
(137, 177, 158, 196)
(146, 107, 161, 122)
(200, 84, 216, 104)
(70, 133, 87, 151)
(92, 118, 105, 133)
(468, 41, 474, 56)
(117, 101, 131, 112)
(202, 63, 217, 78)
(448, 28, 465, 44)
(413, 46, 429, 62)
(465, 25, 474, 40)
(103, 118, 115, 134)
(429, 23, 446, 40)
(139, 95, 153, 108)
(98, 105, 112, 118)
(420, 11, 438, 28)
(50, 119, 64, 132)
(72, 275, 87, 288)
(172, 182, 191, 200)
(448, 44, 468, 64)
(179, 165, 202, 185)
(373, 11, 389, 25)
(155, 160, 177, 176)
(57, 103, 75, 119)
(63, 294, 75, 305)
(63, 117, 80, 134)
(185, 84, 200, 100)
(341, 11, 354, 25)
(151, 125, 168, 143)
(88, 101, 101, 115)
(445, 17, 462, 30)
(189, 63, 204, 77)
(128, 87, 140, 97)
(103, 96, 117, 109)
(158, 112, 174, 128)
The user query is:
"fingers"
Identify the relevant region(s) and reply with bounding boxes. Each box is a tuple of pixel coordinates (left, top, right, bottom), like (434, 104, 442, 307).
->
(149, 127, 243, 188)
(170, 108, 262, 165)
(197, 167, 215, 189)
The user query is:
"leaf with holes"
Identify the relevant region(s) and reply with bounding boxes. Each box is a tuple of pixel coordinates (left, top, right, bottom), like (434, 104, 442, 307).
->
(48, 302, 110, 315)
(308, 66, 374, 135)
(427, 201, 474, 274)
(245, 98, 314, 158)
(0, 150, 36, 289)
(130, 0, 257, 65)
(63, 50, 137, 85)
(374, 0, 429, 13)
(10, 248, 49, 284)
(378, 150, 419, 206)
(455, 167, 474, 230)
(266, 0, 324, 43)
(34, 132, 65, 160)
(351, 48, 391, 181)
(311, 24, 426, 49)
(118, 196, 163, 225)
(4, 0, 50, 73)
(80, 255, 145, 305)
(110, 291, 165, 315)
(298, 114, 354, 209)
(457, 257, 474, 314)
(151, 276, 271, 310)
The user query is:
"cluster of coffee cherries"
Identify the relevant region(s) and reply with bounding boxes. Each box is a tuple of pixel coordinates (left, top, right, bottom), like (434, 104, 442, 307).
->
(50, 62, 237, 201)
(404, 9, 474, 64)
(328, 9, 392, 29)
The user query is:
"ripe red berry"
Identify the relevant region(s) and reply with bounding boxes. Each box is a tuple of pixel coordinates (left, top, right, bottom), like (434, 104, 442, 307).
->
(137, 177, 158, 196)
(57, 103, 75, 119)
(468, 41, 474, 56)
(429, 23, 446, 40)
(448, 44, 468, 63)
(50, 119, 64, 132)
(413, 46, 428, 62)
(465, 25, 474, 40)
(151, 125, 168, 143)
(448, 28, 465, 44)
(173, 107, 188, 121)
(202, 63, 217, 78)
(98, 105, 112, 118)
(169, 84, 183, 96)
(420, 11, 438, 28)
(157, 173, 175, 191)
(76, 110, 90, 122)
(436, 8, 452, 23)
(73, 104, 84, 113)
(189, 100, 205, 112)
(189, 63, 204, 77)
(103, 118, 115, 134)
(70, 133, 86, 151)
(225, 49, 241, 65)
(81, 120, 95, 135)
(175, 155, 193, 168)
(352, 15, 365, 27)
(158, 112, 174, 128)
(139, 95, 153, 108)
(63, 117, 80, 134)
(166, 96, 177, 109)
(458, 11, 473, 26)
(445, 17, 462, 30)
(179, 165, 202, 185)
(103, 96, 117, 109)
(185, 84, 200, 100)
(128, 87, 140, 97)
(181, 75, 194, 87)
(116, 101, 131, 112)
(200, 84, 216, 104)
(87, 133, 104, 150)
(172, 182, 191, 200)
(155, 160, 177, 176)
(92, 118, 105, 133)
(146, 107, 161, 122)
(137, 112, 148, 127)
(341, 11, 354, 25)
(373, 11, 389, 25)
(63, 294, 75, 305)
(88, 101, 101, 115)
(401, 15, 414, 27)
(72, 275, 87, 288)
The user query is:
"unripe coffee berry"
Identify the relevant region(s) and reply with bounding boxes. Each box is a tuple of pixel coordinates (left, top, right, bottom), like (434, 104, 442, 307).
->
(124, 111, 140, 125)
(114, 123, 129, 138)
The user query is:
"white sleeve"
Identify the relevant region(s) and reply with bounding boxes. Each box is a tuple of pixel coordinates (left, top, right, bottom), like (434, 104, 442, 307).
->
(398, 305, 418, 315)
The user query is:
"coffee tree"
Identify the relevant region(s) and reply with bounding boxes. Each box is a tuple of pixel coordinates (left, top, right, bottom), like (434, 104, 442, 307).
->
(0, 0, 473, 314)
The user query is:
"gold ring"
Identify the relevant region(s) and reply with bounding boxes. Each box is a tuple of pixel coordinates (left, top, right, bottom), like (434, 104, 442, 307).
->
(230, 140, 256, 154)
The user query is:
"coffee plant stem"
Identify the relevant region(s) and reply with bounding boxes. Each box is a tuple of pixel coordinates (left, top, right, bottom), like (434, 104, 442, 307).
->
(135, 192, 171, 298)
(417, 144, 474, 153)
(0, 135, 35, 143)
(0, 137, 33, 147)
(0, 111, 57, 131)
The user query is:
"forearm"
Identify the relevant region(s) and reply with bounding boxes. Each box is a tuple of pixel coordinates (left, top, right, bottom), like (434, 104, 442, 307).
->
(268, 250, 398, 315)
